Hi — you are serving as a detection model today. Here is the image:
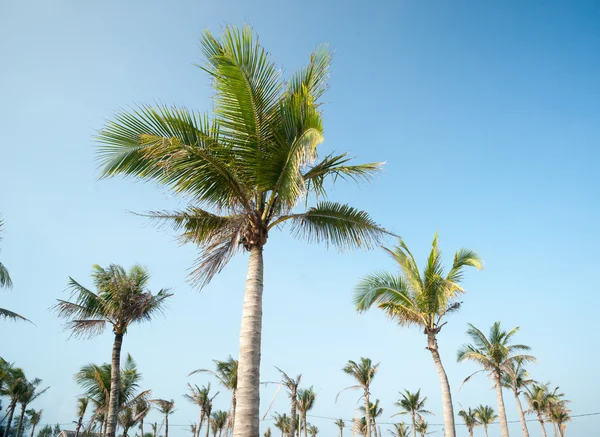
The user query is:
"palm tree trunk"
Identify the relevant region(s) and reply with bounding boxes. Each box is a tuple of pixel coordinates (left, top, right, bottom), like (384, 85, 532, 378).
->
(232, 246, 264, 437)
(551, 421, 558, 437)
(411, 412, 416, 437)
(364, 390, 371, 437)
(30, 423, 38, 437)
(106, 333, 124, 437)
(140, 418, 144, 437)
(197, 412, 205, 437)
(165, 415, 169, 437)
(290, 392, 297, 437)
(468, 427, 473, 437)
(512, 389, 529, 437)
(494, 373, 510, 437)
(3, 402, 17, 437)
(303, 416, 307, 437)
(484, 425, 489, 437)
(75, 416, 83, 437)
(537, 413, 547, 437)
(15, 404, 26, 437)
(426, 332, 456, 437)
(205, 414, 210, 437)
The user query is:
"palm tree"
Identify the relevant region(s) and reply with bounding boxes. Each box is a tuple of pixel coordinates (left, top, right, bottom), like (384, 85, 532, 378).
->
(134, 398, 151, 437)
(264, 428, 272, 437)
(458, 408, 479, 437)
(74, 397, 89, 437)
(393, 390, 431, 437)
(307, 426, 318, 437)
(2, 366, 27, 437)
(151, 422, 159, 437)
(548, 402, 570, 437)
(502, 358, 533, 437)
(458, 322, 534, 437)
(27, 409, 42, 437)
(96, 24, 388, 437)
(354, 418, 368, 437)
(190, 424, 198, 437)
(153, 399, 175, 437)
(0, 219, 28, 322)
(474, 405, 497, 437)
(191, 357, 238, 436)
(334, 419, 345, 437)
(523, 383, 553, 437)
(119, 407, 138, 437)
(212, 411, 229, 437)
(54, 264, 171, 437)
(359, 400, 383, 437)
(413, 420, 429, 437)
(339, 358, 379, 437)
(184, 384, 218, 437)
(354, 235, 482, 437)
(15, 377, 49, 437)
(543, 386, 566, 437)
(272, 368, 302, 437)
(38, 425, 52, 437)
(273, 413, 290, 437)
(388, 423, 410, 437)
(297, 387, 316, 437)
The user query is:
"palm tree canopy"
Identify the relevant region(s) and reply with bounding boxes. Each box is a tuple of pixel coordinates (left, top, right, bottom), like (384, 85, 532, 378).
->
(359, 399, 383, 419)
(190, 357, 238, 391)
(524, 382, 563, 416)
(27, 409, 43, 426)
(54, 264, 172, 338)
(212, 410, 229, 431)
(354, 234, 482, 333)
(457, 321, 535, 386)
(340, 358, 379, 393)
(153, 399, 176, 416)
(307, 425, 319, 437)
(394, 389, 431, 418)
(96, 24, 390, 289)
(501, 358, 533, 393)
(457, 408, 479, 429)
(388, 423, 410, 437)
(414, 419, 428, 435)
(297, 387, 316, 413)
(334, 419, 345, 430)
(474, 405, 497, 426)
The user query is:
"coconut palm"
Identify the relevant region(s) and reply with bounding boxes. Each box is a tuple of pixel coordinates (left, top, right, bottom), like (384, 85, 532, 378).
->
(458, 408, 479, 437)
(191, 357, 238, 436)
(190, 424, 198, 437)
(543, 387, 566, 437)
(96, 24, 388, 437)
(119, 407, 138, 437)
(74, 397, 89, 437)
(0, 219, 28, 322)
(548, 402, 570, 437)
(271, 368, 302, 437)
(359, 399, 383, 437)
(134, 398, 151, 437)
(307, 425, 318, 437)
(15, 377, 49, 437)
(38, 425, 52, 437)
(393, 390, 431, 437)
(273, 413, 291, 437)
(354, 235, 481, 437)
(27, 409, 42, 437)
(297, 387, 316, 437)
(54, 264, 171, 437)
(151, 422, 159, 437)
(212, 411, 229, 437)
(153, 400, 175, 437)
(338, 358, 379, 437)
(388, 423, 410, 437)
(2, 366, 28, 437)
(334, 419, 345, 437)
(502, 358, 533, 437)
(264, 428, 272, 437)
(474, 406, 497, 437)
(354, 418, 368, 437)
(413, 420, 429, 437)
(457, 322, 534, 437)
(184, 384, 218, 437)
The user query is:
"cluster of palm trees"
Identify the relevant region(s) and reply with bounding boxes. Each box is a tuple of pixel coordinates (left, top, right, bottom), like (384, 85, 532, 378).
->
(0, 359, 48, 437)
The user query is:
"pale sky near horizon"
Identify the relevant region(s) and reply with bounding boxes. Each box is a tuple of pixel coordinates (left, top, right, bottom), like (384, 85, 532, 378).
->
(1, 1, 599, 437)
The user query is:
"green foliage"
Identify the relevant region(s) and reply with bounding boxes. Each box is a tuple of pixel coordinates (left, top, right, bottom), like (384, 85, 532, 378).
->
(37, 425, 52, 437)
(474, 405, 497, 427)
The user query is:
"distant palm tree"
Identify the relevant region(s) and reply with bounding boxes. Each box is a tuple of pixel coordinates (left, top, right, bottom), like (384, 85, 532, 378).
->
(394, 390, 431, 437)
(134, 398, 151, 437)
(0, 219, 28, 322)
(190, 424, 198, 437)
(388, 423, 410, 437)
(359, 400, 383, 437)
(153, 399, 175, 437)
(274, 368, 302, 437)
(334, 419, 345, 437)
(414, 419, 429, 437)
(273, 413, 290, 437)
(37, 425, 52, 437)
(548, 401, 570, 437)
(191, 357, 238, 436)
(74, 397, 89, 437)
(297, 388, 316, 437)
(307, 425, 318, 437)
(151, 422, 159, 437)
(458, 408, 479, 437)
(1, 365, 27, 437)
(354, 418, 368, 437)
(97, 23, 388, 437)
(184, 384, 218, 437)
(54, 264, 171, 437)
(474, 406, 497, 437)
(119, 406, 138, 437)
(212, 411, 229, 437)
(27, 409, 42, 437)
(264, 428, 272, 437)
(354, 235, 482, 437)
(14, 377, 49, 437)
(458, 322, 534, 437)
(502, 358, 533, 437)
(339, 358, 379, 437)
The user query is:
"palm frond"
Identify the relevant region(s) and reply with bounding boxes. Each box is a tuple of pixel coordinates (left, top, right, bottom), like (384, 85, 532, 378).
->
(0, 307, 31, 323)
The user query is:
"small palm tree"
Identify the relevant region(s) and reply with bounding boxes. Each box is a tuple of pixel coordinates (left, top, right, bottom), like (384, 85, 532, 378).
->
(134, 398, 151, 437)
(54, 264, 171, 437)
(0, 219, 28, 322)
(474, 405, 497, 437)
(458, 408, 479, 437)
(307, 425, 318, 437)
(212, 411, 229, 437)
(360, 399, 383, 437)
(153, 399, 175, 437)
(119, 407, 138, 437)
(1, 365, 27, 437)
(388, 423, 410, 437)
(184, 383, 218, 437)
(524, 383, 560, 437)
(297, 388, 316, 437)
(334, 419, 345, 437)
(393, 390, 431, 437)
(27, 409, 42, 437)
(97, 24, 388, 437)
(273, 413, 290, 437)
(354, 418, 368, 437)
(338, 358, 379, 437)
(413, 419, 429, 437)
(264, 428, 272, 437)
(502, 358, 533, 437)
(274, 368, 302, 437)
(151, 422, 159, 437)
(74, 397, 89, 437)
(457, 321, 534, 437)
(354, 235, 482, 437)
(548, 401, 570, 437)
(15, 377, 49, 437)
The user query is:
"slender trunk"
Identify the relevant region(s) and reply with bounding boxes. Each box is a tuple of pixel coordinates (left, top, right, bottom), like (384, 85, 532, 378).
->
(30, 423, 38, 437)
(484, 425, 489, 437)
(303, 416, 307, 437)
(106, 333, 124, 437)
(537, 413, 547, 437)
(426, 332, 456, 437)
(165, 415, 169, 437)
(364, 390, 371, 437)
(153, 423, 157, 437)
(205, 412, 211, 437)
(232, 247, 264, 437)
(140, 418, 144, 437)
(197, 412, 205, 437)
(494, 373, 510, 437)
(468, 427, 473, 437)
(512, 389, 529, 437)
(290, 391, 297, 437)
(411, 412, 416, 437)
(15, 404, 26, 437)
(551, 421, 558, 437)
(75, 415, 83, 437)
(3, 402, 17, 437)
(227, 392, 236, 437)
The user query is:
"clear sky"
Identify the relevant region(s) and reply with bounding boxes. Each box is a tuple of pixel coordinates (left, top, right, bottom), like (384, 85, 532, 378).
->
(1, 1, 599, 436)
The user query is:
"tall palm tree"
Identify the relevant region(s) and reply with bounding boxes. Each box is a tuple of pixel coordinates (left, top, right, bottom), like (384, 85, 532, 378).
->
(272, 368, 302, 437)
(359, 400, 383, 437)
(543, 386, 565, 437)
(212, 411, 229, 437)
(297, 387, 316, 437)
(307, 426, 318, 437)
(524, 383, 552, 437)
(413, 420, 429, 437)
(0, 219, 28, 322)
(191, 357, 238, 436)
(354, 235, 482, 437)
(388, 423, 410, 437)
(393, 390, 431, 437)
(474, 406, 497, 437)
(134, 398, 151, 437)
(74, 397, 89, 437)
(2, 366, 28, 437)
(153, 399, 175, 437)
(273, 413, 290, 437)
(184, 384, 218, 437)
(339, 358, 379, 437)
(354, 418, 368, 437)
(15, 377, 49, 437)
(54, 264, 171, 437)
(502, 358, 533, 437)
(27, 409, 42, 437)
(96, 24, 388, 437)
(548, 401, 570, 437)
(458, 322, 534, 437)
(334, 419, 345, 437)
(458, 408, 479, 437)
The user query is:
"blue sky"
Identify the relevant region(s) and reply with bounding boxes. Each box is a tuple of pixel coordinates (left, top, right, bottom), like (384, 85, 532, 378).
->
(1, 1, 599, 436)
